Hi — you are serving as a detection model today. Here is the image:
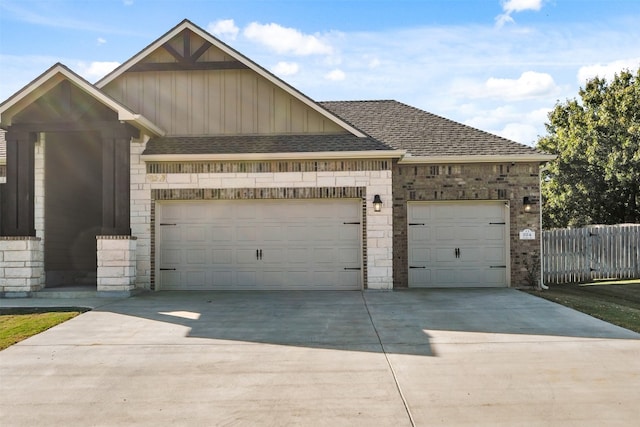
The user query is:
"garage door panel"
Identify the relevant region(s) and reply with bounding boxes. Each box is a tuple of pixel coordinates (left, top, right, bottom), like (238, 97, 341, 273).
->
(411, 226, 430, 242)
(286, 225, 310, 241)
(186, 271, 206, 288)
(339, 225, 360, 241)
(313, 248, 335, 263)
(338, 247, 360, 264)
(410, 248, 429, 264)
(185, 207, 210, 222)
(211, 249, 232, 264)
(408, 202, 507, 288)
(160, 226, 181, 242)
(236, 226, 258, 242)
(157, 200, 361, 290)
(262, 248, 284, 264)
(185, 226, 207, 242)
(483, 247, 506, 263)
(458, 226, 483, 240)
(460, 247, 482, 262)
(160, 270, 181, 289)
(409, 268, 431, 287)
(160, 248, 182, 265)
(435, 248, 456, 262)
(211, 271, 233, 286)
(484, 226, 506, 240)
(484, 268, 507, 286)
(261, 225, 284, 242)
(160, 204, 183, 221)
(236, 248, 258, 264)
(186, 248, 207, 265)
(435, 226, 456, 241)
(434, 268, 458, 284)
(211, 226, 233, 241)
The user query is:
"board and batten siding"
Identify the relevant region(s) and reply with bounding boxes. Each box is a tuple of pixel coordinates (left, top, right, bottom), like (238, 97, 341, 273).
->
(103, 69, 345, 136)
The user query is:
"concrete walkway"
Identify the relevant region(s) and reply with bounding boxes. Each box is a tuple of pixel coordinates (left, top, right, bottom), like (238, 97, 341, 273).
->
(1, 289, 639, 426)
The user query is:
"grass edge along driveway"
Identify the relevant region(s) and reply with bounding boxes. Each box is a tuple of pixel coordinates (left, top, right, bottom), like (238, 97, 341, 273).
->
(525, 280, 640, 333)
(0, 308, 86, 351)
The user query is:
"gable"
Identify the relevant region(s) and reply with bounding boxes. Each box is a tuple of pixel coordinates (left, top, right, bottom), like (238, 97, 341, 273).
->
(98, 21, 358, 137)
(0, 63, 163, 137)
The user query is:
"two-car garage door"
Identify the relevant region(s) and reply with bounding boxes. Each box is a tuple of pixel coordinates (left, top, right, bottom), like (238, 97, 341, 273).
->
(408, 201, 509, 288)
(157, 200, 362, 290)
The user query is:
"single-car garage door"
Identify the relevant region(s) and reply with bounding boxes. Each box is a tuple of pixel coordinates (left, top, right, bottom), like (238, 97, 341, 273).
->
(157, 199, 362, 290)
(408, 201, 508, 288)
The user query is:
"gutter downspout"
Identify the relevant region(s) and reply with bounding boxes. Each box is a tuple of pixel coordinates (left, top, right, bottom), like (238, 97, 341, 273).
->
(539, 165, 549, 290)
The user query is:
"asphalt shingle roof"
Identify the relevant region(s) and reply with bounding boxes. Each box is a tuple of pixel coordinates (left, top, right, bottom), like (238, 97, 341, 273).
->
(142, 133, 393, 155)
(320, 100, 545, 157)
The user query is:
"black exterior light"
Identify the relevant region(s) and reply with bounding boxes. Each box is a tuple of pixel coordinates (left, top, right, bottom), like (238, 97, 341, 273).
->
(523, 196, 535, 212)
(373, 194, 383, 212)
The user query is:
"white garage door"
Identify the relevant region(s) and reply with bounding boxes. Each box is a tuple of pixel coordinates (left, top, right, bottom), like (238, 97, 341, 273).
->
(157, 199, 362, 290)
(408, 201, 508, 288)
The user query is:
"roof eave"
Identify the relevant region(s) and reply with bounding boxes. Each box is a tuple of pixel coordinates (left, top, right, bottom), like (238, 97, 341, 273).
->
(141, 150, 406, 162)
(398, 154, 557, 164)
(95, 20, 366, 138)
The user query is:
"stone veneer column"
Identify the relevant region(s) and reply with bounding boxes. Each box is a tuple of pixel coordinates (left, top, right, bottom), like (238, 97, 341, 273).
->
(0, 236, 44, 296)
(96, 235, 137, 294)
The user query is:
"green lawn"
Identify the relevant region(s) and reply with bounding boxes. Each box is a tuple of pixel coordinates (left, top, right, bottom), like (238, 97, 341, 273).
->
(0, 309, 85, 351)
(525, 280, 640, 333)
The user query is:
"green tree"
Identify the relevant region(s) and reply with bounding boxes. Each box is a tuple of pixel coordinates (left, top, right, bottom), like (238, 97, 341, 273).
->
(537, 68, 640, 229)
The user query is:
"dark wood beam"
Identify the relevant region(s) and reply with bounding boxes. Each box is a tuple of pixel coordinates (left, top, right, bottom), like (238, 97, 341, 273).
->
(183, 30, 191, 60)
(191, 41, 212, 62)
(1, 131, 36, 236)
(9, 121, 139, 137)
(128, 61, 249, 72)
(162, 42, 185, 63)
(101, 126, 131, 235)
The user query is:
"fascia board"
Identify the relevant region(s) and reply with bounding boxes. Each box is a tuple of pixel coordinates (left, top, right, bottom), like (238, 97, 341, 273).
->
(398, 154, 557, 164)
(141, 150, 405, 162)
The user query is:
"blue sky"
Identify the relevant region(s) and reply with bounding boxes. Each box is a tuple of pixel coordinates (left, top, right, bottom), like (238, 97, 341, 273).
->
(1, 0, 639, 146)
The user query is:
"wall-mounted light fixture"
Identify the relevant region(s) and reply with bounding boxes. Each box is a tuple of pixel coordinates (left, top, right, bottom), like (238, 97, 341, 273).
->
(373, 194, 383, 212)
(523, 196, 535, 212)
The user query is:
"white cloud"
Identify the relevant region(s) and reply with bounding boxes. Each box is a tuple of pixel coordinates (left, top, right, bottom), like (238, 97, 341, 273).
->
(325, 69, 346, 81)
(458, 71, 557, 100)
(577, 58, 640, 84)
(496, 0, 543, 27)
(244, 22, 333, 56)
(272, 61, 299, 76)
(502, 0, 543, 13)
(487, 71, 556, 97)
(208, 19, 239, 40)
(76, 61, 120, 81)
(495, 122, 539, 145)
(97, 37, 106, 46)
(465, 106, 551, 145)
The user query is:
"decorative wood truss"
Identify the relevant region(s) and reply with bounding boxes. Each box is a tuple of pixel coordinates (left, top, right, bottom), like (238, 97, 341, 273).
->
(129, 29, 249, 72)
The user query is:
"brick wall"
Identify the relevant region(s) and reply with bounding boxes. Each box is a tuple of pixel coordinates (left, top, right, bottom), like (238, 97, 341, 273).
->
(392, 161, 542, 288)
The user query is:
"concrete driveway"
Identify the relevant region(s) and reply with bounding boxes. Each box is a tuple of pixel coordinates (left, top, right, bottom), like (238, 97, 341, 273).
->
(1, 289, 639, 426)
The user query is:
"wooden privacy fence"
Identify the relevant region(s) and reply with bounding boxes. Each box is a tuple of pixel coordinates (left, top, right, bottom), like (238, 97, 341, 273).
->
(543, 224, 640, 284)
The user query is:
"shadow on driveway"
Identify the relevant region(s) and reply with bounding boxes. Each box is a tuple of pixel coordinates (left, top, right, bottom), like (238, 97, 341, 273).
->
(95, 288, 639, 357)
